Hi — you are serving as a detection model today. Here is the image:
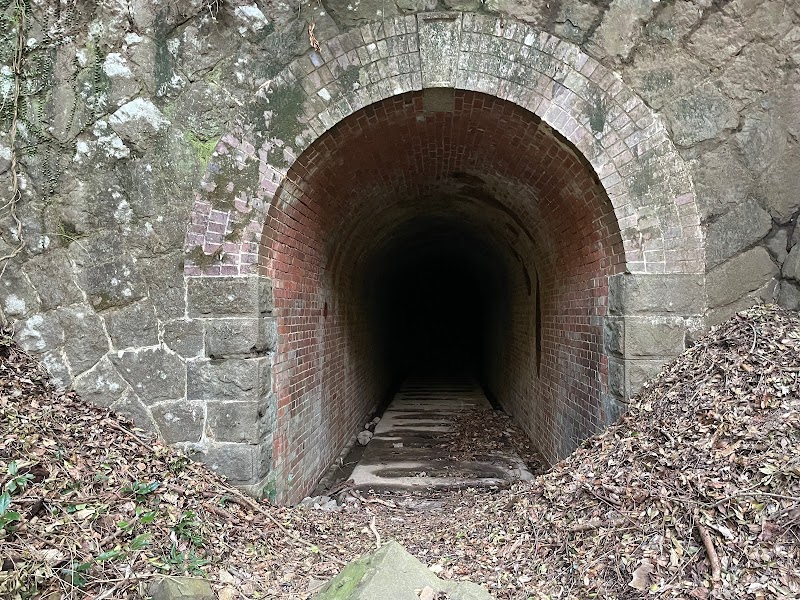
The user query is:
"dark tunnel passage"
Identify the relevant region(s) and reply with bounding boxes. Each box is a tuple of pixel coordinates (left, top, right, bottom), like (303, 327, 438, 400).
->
(262, 89, 627, 499)
(366, 218, 510, 388)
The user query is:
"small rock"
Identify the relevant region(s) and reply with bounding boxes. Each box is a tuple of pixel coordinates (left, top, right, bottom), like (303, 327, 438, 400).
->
(149, 576, 214, 600)
(357, 430, 373, 445)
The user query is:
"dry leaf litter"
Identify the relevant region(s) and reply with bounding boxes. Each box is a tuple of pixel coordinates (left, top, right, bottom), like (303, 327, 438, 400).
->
(1, 305, 798, 599)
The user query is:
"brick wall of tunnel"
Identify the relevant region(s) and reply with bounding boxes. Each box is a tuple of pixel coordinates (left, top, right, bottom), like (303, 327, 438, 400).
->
(260, 90, 627, 500)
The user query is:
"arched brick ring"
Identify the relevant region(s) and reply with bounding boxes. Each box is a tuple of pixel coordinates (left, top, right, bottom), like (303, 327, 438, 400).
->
(185, 13, 703, 278)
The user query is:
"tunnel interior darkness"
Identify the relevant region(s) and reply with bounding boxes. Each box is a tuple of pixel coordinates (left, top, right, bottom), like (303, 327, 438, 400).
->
(366, 217, 511, 386)
(261, 89, 626, 499)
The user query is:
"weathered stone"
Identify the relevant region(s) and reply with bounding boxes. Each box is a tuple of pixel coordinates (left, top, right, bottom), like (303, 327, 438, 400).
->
(706, 247, 779, 309)
(205, 317, 275, 357)
(152, 400, 205, 443)
(57, 306, 110, 373)
(397, 0, 437, 13)
(418, 13, 461, 88)
(441, 0, 481, 10)
(603, 317, 624, 357)
(552, 1, 601, 44)
(188, 443, 256, 483)
(40, 350, 73, 389)
(105, 300, 159, 349)
(322, 0, 399, 27)
(691, 143, 752, 221)
(22, 251, 84, 311)
(664, 85, 738, 147)
(686, 11, 753, 69)
(103, 52, 142, 108)
(588, 0, 654, 61)
(627, 359, 668, 396)
(756, 144, 800, 223)
(149, 576, 214, 600)
(705, 198, 773, 268)
(139, 253, 187, 320)
(163, 319, 205, 358)
(207, 401, 260, 443)
(259, 392, 278, 437)
(778, 281, 800, 310)
(600, 392, 626, 426)
(71, 234, 147, 311)
(735, 108, 786, 174)
(620, 317, 688, 358)
(707, 279, 778, 325)
(110, 391, 155, 430)
(609, 274, 705, 316)
(187, 357, 271, 402)
(783, 244, 800, 281)
(626, 48, 709, 111)
(765, 227, 790, 264)
(187, 276, 267, 317)
(314, 540, 491, 600)
(73, 356, 129, 407)
(721, 42, 784, 104)
(13, 312, 65, 354)
(111, 348, 185, 405)
(0, 268, 39, 318)
(108, 98, 170, 152)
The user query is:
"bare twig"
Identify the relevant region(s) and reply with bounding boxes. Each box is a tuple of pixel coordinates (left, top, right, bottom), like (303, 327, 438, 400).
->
(369, 515, 381, 549)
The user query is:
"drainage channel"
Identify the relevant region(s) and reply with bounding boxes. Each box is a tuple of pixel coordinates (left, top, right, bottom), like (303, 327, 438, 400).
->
(329, 375, 542, 494)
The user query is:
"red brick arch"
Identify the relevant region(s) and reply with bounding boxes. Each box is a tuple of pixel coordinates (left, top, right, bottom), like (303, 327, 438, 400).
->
(183, 14, 705, 502)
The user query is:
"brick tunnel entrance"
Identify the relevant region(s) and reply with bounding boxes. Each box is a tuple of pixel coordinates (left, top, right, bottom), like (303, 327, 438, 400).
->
(185, 16, 706, 503)
(265, 90, 626, 499)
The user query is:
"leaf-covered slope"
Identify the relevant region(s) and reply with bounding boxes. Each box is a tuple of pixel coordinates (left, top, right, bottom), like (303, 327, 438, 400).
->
(1, 306, 798, 599)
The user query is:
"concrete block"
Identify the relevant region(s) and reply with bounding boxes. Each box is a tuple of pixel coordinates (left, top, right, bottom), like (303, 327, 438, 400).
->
(609, 273, 705, 316)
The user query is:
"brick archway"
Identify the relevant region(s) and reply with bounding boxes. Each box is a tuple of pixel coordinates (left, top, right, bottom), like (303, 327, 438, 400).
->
(183, 14, 705, 503)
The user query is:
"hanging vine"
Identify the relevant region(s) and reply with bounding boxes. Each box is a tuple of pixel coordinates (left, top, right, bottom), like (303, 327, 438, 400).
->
(0, 0, 27, 281)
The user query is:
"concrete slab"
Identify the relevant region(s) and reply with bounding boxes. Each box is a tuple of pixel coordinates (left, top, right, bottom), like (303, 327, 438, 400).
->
(349, 376, 535, 492)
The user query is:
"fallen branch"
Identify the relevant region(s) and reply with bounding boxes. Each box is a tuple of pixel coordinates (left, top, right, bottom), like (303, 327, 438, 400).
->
(697, 523, 722, 584)
(568, 518, 627, 533)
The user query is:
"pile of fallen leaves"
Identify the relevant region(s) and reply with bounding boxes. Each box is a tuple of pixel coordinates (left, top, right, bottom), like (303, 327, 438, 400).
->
(1, 305, 799, 599)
